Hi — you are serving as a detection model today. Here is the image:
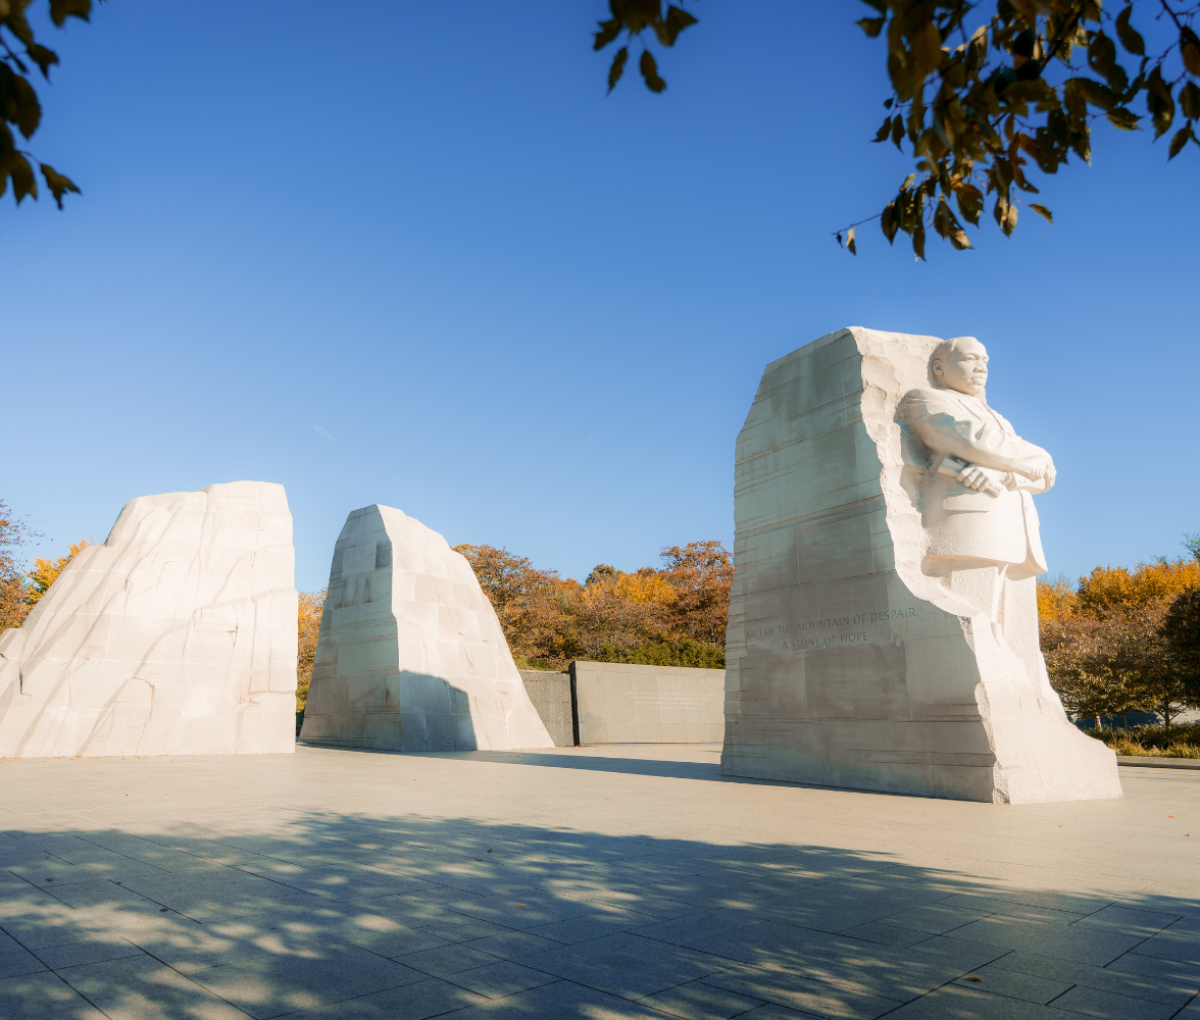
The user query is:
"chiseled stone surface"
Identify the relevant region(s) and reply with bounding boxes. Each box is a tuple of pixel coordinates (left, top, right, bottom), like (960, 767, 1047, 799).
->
(0, 746, 1193, 1020)
(299, 505, 552, 751)
(571, 661, 725, 745)
(0, 482, 298, 757)
(723, 327, 1120, 803)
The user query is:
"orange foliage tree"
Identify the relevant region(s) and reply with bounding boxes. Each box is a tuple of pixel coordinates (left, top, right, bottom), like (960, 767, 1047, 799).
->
(455, 540, 733, 669)
(0, 499, 39, 632)
(0, 499, 31, 628)
(25, 539, 92, 606)
(296, 589, 326, 715)
(1039, 550, 1200, 732)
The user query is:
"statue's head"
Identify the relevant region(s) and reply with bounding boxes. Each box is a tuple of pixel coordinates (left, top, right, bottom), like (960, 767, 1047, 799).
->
(930, 336, 988, 396)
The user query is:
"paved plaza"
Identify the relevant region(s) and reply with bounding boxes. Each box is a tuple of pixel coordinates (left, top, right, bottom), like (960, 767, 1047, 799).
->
(1, 745, 1198, 1020)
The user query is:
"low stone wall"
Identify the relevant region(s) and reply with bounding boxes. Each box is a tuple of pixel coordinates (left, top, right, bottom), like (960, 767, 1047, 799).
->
(517, 671, 574, 747)
(568, 661, 725, 744)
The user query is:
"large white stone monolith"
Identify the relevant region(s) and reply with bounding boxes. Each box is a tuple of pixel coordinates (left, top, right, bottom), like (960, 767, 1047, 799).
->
(298, 505, 552, 751)
(722, 328, 1121, 804)
(0, 482, 298, 757)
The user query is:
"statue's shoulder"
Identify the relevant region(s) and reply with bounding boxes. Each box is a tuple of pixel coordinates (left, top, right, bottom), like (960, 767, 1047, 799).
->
(900, 386, 942, 404)
(897, 387, 958, 420)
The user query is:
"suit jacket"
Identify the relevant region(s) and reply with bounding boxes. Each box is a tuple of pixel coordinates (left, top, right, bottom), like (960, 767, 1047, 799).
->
(897, 387, 1048, 577)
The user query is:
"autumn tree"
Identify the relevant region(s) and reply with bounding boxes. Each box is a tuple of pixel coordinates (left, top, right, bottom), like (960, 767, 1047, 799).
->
(0, 499, 39, 632)
(568, 566, 678, 658)
(295, 589, 326, 717)
(25, 538, 91, 606)
(453, 544, 560, 640)
(1039, 551, 1200, 732)
(457, 539, 733, 669)
(1075, 557, 1200, 615)
(1036, 573, 1078, 620)
(1042, 600, 1188, 731)
(594, 1, 1200, 257)
(660, 540, 734, 645)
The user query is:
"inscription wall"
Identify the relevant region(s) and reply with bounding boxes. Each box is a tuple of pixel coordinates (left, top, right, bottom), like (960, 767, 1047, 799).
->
(570, 660, 725, 745)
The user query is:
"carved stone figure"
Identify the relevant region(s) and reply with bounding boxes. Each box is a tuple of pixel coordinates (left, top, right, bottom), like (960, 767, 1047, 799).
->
(900, 336, 1052, 576)
(721, 328, 1120, 803)
(298, 504, 552, 752)
(897, 336, 1058, 703)
(0, 482, 298, 757)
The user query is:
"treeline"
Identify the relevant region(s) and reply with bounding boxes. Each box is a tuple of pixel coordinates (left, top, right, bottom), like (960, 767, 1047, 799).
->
(1039, 536, 1200, 734)
(0, 500, 91, 631)
(453, 540, 733, 671)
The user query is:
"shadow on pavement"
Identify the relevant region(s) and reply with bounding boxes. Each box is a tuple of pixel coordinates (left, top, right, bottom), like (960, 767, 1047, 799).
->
(309, 745, 855, 790)
(1, 794, 1199, 1018)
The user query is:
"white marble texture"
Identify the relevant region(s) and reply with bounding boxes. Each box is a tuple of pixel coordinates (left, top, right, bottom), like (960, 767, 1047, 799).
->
(0, 482, 298, 757)
(298, 505, 552, 751)
(721, 328, 1121, 804)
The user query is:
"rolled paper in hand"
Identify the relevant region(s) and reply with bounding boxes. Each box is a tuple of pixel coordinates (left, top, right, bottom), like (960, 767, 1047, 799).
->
(937, 455, 1003, 497)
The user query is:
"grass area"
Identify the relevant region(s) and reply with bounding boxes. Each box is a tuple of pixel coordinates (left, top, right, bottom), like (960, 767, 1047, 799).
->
(1087, 721, 1200, 758)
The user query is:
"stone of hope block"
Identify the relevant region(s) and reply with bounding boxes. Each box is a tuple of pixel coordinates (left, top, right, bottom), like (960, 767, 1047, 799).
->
(721, 327, 1121, 804)
(299, 505, 553, 752)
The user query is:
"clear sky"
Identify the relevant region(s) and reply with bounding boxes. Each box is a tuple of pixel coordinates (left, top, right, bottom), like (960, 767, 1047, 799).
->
(4, 2, 1197, 592)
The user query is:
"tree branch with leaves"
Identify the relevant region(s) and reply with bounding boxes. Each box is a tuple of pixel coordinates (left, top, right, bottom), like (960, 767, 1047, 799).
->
(593, 1, 698, 93)
(1, 0, 93, 211)
(849, 0, 1200, 258)
(594, 1, 1200, 258)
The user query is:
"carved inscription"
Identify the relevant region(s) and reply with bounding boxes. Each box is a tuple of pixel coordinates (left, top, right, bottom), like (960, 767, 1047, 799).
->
(744, 607, 920, 651)
(622, 691, 713, 709)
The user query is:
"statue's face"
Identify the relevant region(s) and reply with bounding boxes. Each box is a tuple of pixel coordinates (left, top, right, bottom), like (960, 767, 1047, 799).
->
(934, 338, 989, 396)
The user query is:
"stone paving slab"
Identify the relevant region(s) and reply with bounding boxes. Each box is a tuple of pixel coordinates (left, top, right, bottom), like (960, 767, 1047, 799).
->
(0, 744, 1198, 1019)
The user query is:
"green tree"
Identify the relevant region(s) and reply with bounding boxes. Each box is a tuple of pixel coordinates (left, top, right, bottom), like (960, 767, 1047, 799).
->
(594, 636, 725, 668)
(1163, 587, 1200, 702)
(585, 564, 618, 586)
(1041, 613, 1145, 729)
(594, 1, 1200, 257)
(2, 0, 92, 211)
(1185, 533, 1200, 561)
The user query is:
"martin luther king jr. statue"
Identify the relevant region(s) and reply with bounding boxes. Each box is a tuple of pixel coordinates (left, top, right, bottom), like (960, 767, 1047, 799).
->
(720, 325, 1121, 804)
(897, 336, 1056, 699)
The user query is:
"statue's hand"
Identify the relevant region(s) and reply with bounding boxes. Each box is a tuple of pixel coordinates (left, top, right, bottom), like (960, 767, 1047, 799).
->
(1013, 452, 1055, 487)
(960, 465, 995, 493)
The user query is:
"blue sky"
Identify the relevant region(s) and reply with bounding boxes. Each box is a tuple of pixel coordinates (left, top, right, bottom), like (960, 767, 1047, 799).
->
(4, 1, 1197, 592)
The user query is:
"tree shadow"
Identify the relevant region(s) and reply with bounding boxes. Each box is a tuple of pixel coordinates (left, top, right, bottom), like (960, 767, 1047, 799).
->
(1, 789, 1198, 1018)
(327, 746, 1022, 799)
